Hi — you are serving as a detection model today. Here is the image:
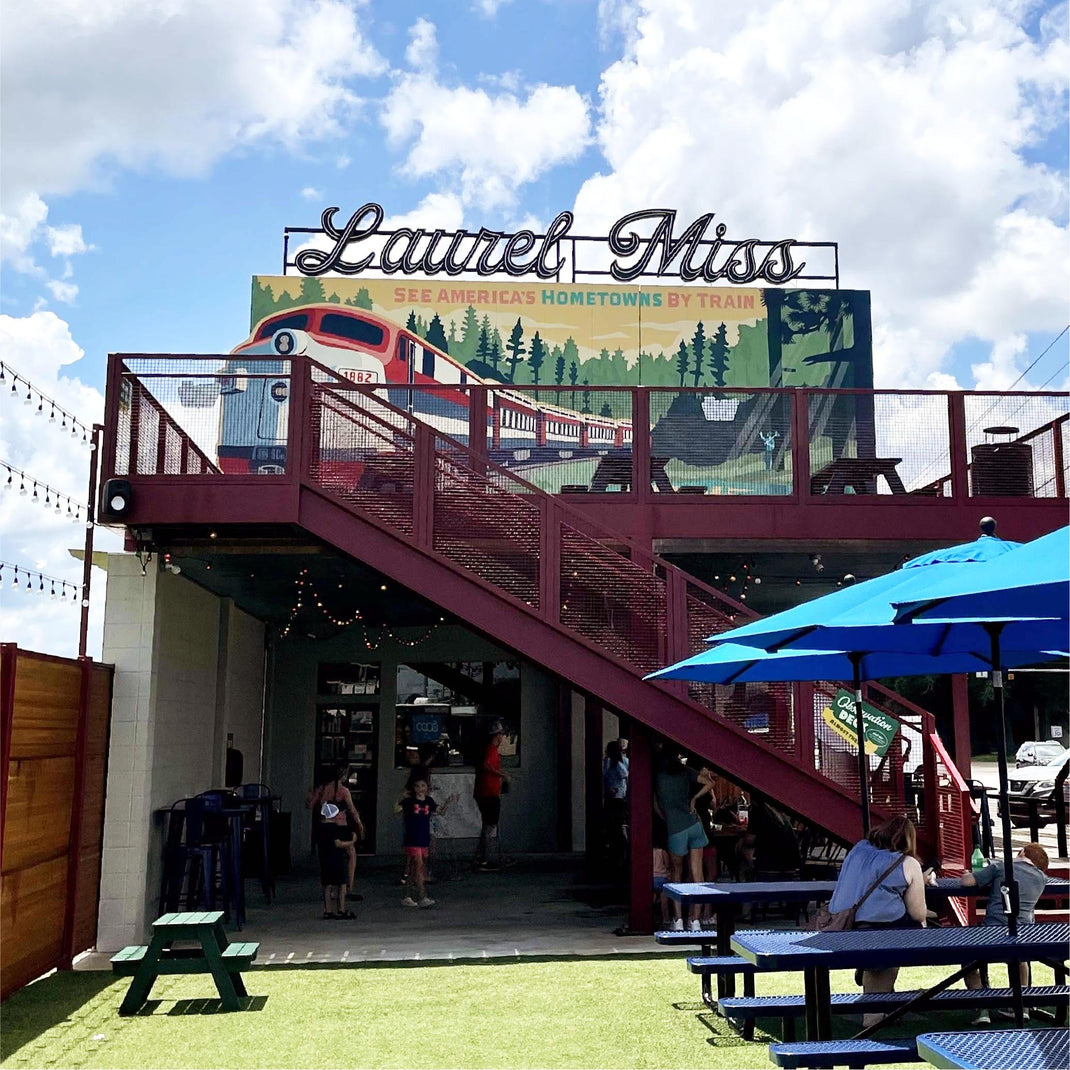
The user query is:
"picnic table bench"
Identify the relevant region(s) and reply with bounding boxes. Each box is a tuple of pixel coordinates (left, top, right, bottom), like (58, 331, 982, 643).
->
(111, 911, 258, 1015)
(916, 1027, 1068, 1069)
(731, 923, 1069, 1042)
(722, 984, 1069, 1041)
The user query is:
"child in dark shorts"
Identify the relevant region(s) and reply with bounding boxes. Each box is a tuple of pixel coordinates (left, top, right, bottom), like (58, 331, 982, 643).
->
(398, 778, 454, 908)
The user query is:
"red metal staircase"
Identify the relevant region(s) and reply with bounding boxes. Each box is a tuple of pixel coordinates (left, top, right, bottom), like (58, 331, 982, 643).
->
(103, 355, 972, 870)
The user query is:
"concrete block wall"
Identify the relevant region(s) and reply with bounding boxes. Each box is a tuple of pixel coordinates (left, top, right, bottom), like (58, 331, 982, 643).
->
(97, 556, 264, 951)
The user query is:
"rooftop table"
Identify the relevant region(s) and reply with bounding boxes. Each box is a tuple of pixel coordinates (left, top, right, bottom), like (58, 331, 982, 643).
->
(916, 1028, 1068, 1070)
(731, 923, 1069, 1041)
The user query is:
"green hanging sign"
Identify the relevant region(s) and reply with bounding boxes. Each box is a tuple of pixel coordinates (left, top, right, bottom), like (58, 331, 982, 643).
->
(821, 688, 900, 758)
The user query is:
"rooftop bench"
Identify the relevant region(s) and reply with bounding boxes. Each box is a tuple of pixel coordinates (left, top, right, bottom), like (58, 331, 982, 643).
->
(722, 984, 1069, 1042)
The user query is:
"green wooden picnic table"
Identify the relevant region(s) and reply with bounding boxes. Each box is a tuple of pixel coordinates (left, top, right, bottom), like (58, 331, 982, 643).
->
(112, 911, 258, 1015)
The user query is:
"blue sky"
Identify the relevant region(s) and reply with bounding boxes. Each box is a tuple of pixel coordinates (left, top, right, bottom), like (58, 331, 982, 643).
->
(1, 0, 1067, 655)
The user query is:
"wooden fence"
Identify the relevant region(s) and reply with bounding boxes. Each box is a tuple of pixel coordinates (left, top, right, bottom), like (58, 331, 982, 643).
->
(1, 645, 113, 999)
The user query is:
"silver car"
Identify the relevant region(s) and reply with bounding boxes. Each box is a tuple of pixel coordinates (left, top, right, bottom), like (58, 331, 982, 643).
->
(1002, 753, 1070, 829)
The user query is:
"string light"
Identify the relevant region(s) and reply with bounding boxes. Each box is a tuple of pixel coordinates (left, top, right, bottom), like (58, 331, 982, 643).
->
(276, 569, 437, 646)
(0, 462, 87, 520)
(0, 361, 93, 445)
(0, 561, 82, 604)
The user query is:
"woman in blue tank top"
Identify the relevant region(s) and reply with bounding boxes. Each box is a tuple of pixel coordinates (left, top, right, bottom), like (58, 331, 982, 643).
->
(830, 816, 927, 1026)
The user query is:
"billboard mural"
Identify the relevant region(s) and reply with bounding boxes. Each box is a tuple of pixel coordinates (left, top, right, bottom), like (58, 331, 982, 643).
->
(212, 277, 873, 492)
(249, 277, 872, 392)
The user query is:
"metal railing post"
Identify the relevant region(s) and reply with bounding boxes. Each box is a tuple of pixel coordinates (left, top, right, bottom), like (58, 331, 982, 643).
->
(948, 393, 970, 500)
(633, 388, 651, 502)
(412, 424, 436, 550)
(539, 497, 561, 625)
(792, 388, 811, 498)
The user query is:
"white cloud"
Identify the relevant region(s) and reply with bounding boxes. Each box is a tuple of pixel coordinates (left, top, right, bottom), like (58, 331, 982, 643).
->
(474, 0, 512, 17)
(301, 187, 325, 201)
(581, 0, 1070, 388)
(382, 21, 592, 211)
(0, 193, 49, 273)
(1, 0, 387, 206)
(0, 311, 120, 658)
(336, 154, 352, 169)
(45, 223, 92, 258)
(405, 17, 438, 69)
(46, 280, 79, 304)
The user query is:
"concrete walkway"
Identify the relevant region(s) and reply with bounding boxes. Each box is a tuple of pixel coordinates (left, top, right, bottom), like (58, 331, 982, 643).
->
(78, 856, 702, 970)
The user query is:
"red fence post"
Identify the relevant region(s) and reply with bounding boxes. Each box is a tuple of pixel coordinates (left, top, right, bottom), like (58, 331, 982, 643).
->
(0, 644, 16, 865)
(792, 389, 811, 499)
(286, 356, 309, 483)
(59, 657, 92, 969)
(921, 713, 940, 853)
(633, 388, 651, 504)
(948, 393, 970, 500)
(101, 354, 122, 479)
(468, 386, 488, 459)
(1053, 416, 1066, 499)
(951, 674, 972, 780)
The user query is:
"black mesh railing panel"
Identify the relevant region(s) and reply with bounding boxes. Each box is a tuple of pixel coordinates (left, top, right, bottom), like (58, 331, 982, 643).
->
(649, 389, 793, 495)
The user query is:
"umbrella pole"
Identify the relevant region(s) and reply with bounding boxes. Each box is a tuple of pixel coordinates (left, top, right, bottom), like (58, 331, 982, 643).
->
(987, 624, 1021, 946)
(851, 655, 871, 837)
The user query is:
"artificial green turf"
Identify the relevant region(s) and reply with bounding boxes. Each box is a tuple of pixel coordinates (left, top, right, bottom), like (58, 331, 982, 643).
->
(0, 958, 1060, 1070)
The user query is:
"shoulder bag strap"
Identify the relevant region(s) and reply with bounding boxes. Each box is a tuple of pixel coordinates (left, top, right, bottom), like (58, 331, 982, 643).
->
(852, 853, 907, 913)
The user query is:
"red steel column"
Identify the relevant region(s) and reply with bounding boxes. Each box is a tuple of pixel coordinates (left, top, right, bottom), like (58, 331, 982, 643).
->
(628, 725, 653, 933)
(792, 388, 811, 500)
(633, 388, 651, 504)
(951, 674, 972, 780)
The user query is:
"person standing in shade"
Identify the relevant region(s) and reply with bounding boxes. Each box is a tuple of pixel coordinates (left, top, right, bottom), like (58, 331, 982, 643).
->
(957, 842, 1050, 1024)
(473, 719, 510, 870)
(653, 748, 707, 931)
(306, 763, 365, 919)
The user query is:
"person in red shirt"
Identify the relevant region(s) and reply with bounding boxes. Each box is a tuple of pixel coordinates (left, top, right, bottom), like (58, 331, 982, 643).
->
(473, 720, 510, 870)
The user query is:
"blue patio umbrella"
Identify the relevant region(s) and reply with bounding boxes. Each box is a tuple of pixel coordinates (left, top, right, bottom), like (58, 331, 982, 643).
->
(690, 521, 1068, 940)
(888, 525, 1070, 939)
(892, 526, 1069, 624)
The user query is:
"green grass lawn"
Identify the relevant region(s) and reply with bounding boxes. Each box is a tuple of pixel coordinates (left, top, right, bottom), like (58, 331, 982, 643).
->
(0, 957, 1060, 1070)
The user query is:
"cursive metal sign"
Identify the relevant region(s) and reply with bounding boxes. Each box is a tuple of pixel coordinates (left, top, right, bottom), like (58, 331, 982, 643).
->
(287, 205, 835, 287)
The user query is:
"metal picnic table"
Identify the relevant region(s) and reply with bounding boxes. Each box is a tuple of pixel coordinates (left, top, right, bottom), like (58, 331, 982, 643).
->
(730, 923, 1070, 1041)
(916, 1027, 1068, 1070)
(660, 878, 1028, 1001)
(113, 911, 258, 1015)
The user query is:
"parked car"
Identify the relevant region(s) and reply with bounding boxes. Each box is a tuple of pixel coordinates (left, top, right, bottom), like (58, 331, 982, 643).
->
(1014, 740, 1068, 769)
(1001, 753, 1070, 829)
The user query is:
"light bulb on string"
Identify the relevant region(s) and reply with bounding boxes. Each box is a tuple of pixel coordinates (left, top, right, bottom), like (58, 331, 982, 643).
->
(31, 483, 39, 504)
(0, 365, 5, 384)
(12, 569, 19, 589)
(48, 405, 56, 423)
(50, 582, 56, 598)
(24, 386, 32, 405)
(38, 576, 45, 592)
(36, 398, 44, 416)
(3, 471, 11, 492)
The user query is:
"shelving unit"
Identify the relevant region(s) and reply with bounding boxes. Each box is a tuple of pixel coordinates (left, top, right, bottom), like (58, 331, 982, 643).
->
(316, 662, 380, 854)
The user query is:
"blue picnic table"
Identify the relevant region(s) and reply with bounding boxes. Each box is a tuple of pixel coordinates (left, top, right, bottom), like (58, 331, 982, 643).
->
(731, 923, 1069, 1041)
(916, 1027, 1068, 1069)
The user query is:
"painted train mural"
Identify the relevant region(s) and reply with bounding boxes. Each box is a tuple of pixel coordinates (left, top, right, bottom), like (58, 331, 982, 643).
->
(208, 279, 872, 492)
